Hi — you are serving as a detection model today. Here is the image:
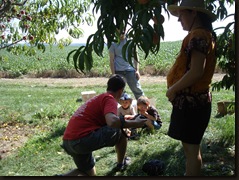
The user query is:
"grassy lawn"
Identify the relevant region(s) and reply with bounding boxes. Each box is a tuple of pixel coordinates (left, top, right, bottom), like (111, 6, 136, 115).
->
(0, 78, 235, 176)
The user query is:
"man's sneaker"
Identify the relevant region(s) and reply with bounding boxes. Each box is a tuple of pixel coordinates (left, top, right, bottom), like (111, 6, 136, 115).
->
(114, 157, 131, 172)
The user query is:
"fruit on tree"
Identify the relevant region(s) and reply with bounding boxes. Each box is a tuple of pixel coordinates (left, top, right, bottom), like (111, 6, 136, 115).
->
(26, 15, 32, 21)
(153, 32, 159, 44)
(29, 35, 34, 40)
(153, 15, 165, 25)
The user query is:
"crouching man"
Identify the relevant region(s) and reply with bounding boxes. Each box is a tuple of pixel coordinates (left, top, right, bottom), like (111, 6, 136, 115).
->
(56, 74, 147, 176)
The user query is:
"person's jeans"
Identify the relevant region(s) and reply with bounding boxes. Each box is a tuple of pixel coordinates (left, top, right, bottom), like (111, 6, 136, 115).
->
(116, 70, 144, 99)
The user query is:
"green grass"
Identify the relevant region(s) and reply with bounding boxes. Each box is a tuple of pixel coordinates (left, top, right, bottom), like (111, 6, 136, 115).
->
(0, 80, 235, 176)
(0, 40, 234, 176)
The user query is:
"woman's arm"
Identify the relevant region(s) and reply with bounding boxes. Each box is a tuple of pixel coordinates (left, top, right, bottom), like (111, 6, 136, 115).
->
(166, 49, 206, 102)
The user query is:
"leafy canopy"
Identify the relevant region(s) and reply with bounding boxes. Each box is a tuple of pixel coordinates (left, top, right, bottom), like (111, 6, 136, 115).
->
(0, 0, 235, 91)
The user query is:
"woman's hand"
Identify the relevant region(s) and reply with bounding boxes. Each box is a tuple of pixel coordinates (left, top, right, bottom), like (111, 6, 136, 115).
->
(166, 87, 176, 102)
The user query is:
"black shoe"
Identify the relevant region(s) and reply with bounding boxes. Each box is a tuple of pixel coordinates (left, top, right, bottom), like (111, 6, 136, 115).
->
(128, 134, 140, 140)
(114, 157, 131, 172)
(128, 128, 140, 140)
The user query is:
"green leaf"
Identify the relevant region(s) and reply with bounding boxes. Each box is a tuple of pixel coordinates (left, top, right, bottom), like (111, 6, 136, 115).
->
(127, 41, 134, 67)
(66, 49, 77, 63)
(139, 36, 150, 59)
(122, 40, 131, 62)
(85, 50, 93, 71)
(72, 47, 84, 73)
(78, 50, 86, 73)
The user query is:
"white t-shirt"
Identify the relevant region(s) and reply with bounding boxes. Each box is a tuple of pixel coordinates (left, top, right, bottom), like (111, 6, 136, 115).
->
(117, 105, 136, 116)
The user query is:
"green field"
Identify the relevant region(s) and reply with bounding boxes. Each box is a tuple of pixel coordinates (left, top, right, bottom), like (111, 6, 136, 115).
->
(0, 41, 224, 78)
(0, 41, 235, 176)
(0, 41, 194, 78)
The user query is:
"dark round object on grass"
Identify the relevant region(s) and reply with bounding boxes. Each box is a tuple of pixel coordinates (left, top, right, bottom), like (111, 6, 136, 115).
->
(142, 159, 165, 176)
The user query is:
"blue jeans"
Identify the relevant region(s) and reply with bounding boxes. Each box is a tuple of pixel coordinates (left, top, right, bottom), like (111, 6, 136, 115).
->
(152, 121, 162, 130)
(116, 70, 144, 99)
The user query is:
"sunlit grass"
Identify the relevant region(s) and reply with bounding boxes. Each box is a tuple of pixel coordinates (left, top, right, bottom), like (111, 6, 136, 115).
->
(0, 80, 235, 176)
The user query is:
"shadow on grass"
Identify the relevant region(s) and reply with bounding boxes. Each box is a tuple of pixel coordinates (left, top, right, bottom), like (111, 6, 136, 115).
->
(200, 139, 235, 176)
(104, 139, 235, 176)
(29, 123, 234, 176)
(104, 142, 185, 176)
(25, 124, 65, 146)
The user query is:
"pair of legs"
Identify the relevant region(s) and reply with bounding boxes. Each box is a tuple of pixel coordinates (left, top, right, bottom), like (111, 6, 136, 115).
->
(61, 126, 128, 176)
(116, 70, 144, 99)
(144, 119, 161, 131)
(168, 97, 211, 176)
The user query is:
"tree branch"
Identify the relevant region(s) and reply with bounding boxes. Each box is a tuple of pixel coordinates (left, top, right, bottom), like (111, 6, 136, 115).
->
(0, 38, 24, 50)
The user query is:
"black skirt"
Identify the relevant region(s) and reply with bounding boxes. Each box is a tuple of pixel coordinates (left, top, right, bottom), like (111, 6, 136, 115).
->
(167, 92, 212, 144)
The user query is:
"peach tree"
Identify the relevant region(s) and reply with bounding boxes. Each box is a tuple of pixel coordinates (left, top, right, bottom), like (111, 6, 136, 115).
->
(0, 0, 93, 55)
(68, 0, 235, 91)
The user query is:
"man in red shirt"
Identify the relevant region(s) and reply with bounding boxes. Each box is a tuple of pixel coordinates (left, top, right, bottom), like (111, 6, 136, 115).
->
(58, 74, 147, 176)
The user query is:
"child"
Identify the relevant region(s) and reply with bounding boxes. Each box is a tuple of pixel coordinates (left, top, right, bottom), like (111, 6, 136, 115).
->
(118, 92, 137, 137)
(137, 96, 162, 131)
(118, 92, 136, 118)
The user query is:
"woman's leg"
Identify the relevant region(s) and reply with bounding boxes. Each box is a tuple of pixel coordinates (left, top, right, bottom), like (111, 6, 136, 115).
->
(182, 142, 202, 176)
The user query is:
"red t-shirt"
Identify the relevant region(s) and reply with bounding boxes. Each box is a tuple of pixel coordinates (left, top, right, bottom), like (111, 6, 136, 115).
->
(63, 92, 118, 140)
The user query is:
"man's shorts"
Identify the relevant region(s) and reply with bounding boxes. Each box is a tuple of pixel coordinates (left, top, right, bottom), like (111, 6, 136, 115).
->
(62, 126, 121, 172)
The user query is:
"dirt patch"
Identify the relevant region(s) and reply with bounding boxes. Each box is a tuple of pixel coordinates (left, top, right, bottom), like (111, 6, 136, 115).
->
(0, 73, 224, 87)
(0, 122, 36, 159)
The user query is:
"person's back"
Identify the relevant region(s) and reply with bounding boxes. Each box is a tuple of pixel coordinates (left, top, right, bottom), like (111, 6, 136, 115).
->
(64, 92, 118, 140)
